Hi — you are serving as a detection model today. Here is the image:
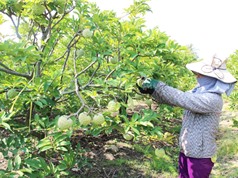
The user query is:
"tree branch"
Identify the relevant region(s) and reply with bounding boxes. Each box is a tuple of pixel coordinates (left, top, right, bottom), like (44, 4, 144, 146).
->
(0, 67, 32, 80)
(59, 32, 81, 83)
(82, 61, 101, 90)
(8, 13, 22, 39)
(75, 61, 97, 78)
(60, 49, 71, 83)
(69, 48, 90, 117)
(104, 68, 116, 81)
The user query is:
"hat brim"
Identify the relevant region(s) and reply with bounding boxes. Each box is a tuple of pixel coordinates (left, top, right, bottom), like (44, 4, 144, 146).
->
(186, 61, 237, 84)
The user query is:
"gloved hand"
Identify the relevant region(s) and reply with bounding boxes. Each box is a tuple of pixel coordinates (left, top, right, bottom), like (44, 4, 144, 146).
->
(136, 78, 159, 95)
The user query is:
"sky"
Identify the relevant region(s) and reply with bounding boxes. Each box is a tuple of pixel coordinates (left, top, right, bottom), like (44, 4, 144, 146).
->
(1, 0, 238, 60)
(89, 0, 238, 60)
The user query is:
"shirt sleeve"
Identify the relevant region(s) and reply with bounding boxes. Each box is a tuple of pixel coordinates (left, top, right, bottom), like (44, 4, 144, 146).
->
(151, 82, 223, 114)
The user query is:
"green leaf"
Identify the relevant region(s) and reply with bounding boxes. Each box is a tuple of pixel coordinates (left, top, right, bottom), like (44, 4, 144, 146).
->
(53, 133, 68, 143)
(39, 145, 54, 152)
(7, 159, 13, 171)
(57, 163, 67, 171)
(138, 121, 154, 127)
(25, 159, 41, 169)
(37, 138, 52, 152)
(131, 127, 140, 135)
(19, 168, 32, 174)
(38, 157, 50, 171)
(56, 147, 68, 152)
(14, 154, 21, 169)
(34, 101, 43, 108)
(57, 141, 70, 147)
(44, 81, 51, 92)
(39, 98, 48, 105)
(1, 122, 11, 131)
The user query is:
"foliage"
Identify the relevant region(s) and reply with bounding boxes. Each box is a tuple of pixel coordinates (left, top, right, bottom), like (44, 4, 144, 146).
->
(211, 115, 238, 178)
(227, 52, 238, 126)
(0, 0, 196, 176)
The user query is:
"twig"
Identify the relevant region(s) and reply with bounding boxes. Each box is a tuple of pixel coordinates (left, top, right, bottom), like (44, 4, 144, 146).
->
(69, 49, 91, 117)
(81, 62, 101, 89)
(75, 61, 97, 78)
(7, 13, 22, 39)
(104, 68, 116, 81)
(60, 49, 71, 83)
(0, 67, 32, 80)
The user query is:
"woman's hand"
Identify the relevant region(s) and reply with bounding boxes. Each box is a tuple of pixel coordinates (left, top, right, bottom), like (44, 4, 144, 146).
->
(136, 78, 159, 94)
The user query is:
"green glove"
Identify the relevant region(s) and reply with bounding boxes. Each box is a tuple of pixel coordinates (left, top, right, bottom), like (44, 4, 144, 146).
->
(136, 78, 159, 95)
(142, 78, 159, 90)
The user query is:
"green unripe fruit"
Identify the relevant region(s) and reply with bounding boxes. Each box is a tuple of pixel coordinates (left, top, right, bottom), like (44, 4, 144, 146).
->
(123, 131, 134, 141)
(136, 78, 144, 87)
(7, 89, 18, 99)
(76, 49, 84, 57)
(107, 100, 120, 112)
(82, 29, 93, 38)
(92, 113, 105, 125)
(78, 112, 91, 126)
(110, 56, 118, 64)
(57, 115, 73, 130)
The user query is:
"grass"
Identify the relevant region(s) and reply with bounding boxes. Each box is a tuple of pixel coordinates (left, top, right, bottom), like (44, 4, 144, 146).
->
(211, 107, 238, 178)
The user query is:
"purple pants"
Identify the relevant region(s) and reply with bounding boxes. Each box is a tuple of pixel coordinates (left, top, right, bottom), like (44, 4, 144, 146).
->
(178, 152, 214, 178)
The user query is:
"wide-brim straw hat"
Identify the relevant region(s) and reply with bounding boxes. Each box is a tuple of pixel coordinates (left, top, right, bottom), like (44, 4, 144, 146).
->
(186, 57, 237, 84)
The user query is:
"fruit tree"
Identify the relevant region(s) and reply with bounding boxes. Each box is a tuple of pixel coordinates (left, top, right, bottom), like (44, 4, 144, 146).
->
(0, 0, 197, 177)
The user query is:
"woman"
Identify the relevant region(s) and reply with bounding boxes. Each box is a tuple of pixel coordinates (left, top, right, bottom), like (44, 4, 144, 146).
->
(137, 56, 237, 178)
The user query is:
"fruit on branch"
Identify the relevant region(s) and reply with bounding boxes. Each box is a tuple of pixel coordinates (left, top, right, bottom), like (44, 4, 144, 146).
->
(123, 131, 134, 140)
(57, 115, 73, 130)
(78, 112, 91, 126)
(123, 134, 133, 141)
(110, 56, 118, 64)
(76, 49, 84, 57)
(82, 28, 93, 38)
(7, 88, 18, 99)
(107, 100, 120, 112)
(92, 113, 105, 125)
(107, 100, 120, 117)
(136, 78, 144, 88)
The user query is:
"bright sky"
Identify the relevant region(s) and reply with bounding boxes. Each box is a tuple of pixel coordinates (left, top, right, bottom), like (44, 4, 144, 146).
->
(89, 0, 238, 60)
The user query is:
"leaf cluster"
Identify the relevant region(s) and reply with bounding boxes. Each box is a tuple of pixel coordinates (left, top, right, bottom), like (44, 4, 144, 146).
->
(0, 0, 197, 176)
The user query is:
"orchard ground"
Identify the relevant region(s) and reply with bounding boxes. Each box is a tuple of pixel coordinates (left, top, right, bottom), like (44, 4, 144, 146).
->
(0, 101, 238, 177)
(210, 101, 238, 178)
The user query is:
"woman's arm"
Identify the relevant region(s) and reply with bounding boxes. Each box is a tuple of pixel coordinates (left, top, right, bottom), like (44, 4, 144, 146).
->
(151, 82, 223, 114)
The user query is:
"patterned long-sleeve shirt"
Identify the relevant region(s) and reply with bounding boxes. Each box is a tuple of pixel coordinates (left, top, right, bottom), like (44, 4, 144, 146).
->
(152, 82, 223, 158)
